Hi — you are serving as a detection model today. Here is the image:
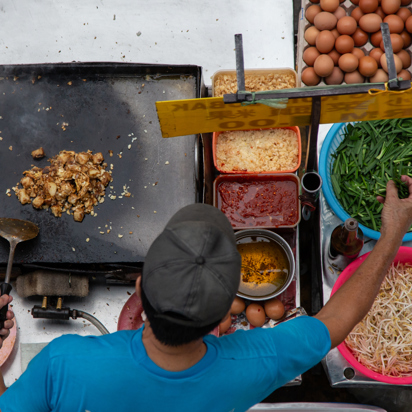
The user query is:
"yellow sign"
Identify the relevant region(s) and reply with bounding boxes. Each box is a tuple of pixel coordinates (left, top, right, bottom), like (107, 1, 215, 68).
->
(155, 89, 412, 137)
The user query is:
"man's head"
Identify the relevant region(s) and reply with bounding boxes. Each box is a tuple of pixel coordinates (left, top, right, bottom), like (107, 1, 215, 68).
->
(139, 203, 241, 346)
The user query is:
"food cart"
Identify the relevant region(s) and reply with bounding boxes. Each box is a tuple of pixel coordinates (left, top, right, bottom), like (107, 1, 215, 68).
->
(2, 0, 412, 410)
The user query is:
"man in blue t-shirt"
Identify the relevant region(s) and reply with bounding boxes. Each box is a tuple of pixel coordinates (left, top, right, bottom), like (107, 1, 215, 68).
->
(1, 177, 412, 411)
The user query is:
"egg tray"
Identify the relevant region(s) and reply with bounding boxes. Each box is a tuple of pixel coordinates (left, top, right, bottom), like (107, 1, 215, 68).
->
(296, 0, 412, 86)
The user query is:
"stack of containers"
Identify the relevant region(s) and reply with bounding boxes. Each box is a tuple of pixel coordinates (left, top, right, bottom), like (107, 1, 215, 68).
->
(211, 69, 303, 334)
(211, 68, 302, 230)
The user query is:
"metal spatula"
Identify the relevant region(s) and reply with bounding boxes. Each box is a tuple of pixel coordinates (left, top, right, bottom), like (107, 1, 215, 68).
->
(0, 218, 39, 329)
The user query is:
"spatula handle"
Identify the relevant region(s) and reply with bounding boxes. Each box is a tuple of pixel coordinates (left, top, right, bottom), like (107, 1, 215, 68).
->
(0, 283, 12, 330)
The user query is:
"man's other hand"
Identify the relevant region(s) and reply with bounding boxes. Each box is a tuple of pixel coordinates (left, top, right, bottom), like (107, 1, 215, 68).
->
(0, 295, 14, 350)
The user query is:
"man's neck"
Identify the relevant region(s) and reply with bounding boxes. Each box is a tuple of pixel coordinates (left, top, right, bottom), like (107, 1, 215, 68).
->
(141, 322, 207, 372)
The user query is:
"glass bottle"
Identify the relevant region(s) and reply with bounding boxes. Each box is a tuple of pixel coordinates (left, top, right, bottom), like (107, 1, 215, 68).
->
(329, 218, 364, 259)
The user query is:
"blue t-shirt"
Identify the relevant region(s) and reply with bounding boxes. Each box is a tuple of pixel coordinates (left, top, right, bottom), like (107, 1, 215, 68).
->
(0, 316, 330, 412)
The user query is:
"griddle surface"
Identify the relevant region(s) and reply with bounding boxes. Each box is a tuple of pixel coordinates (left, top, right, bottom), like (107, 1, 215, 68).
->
(0, 63, 200, 264)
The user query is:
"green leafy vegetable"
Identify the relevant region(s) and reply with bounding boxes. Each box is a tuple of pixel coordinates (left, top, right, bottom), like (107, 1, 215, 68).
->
(331, 119, 412, 232)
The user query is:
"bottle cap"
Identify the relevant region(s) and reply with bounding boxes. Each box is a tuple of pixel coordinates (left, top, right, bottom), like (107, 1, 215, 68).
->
(344, 218, 358, 231)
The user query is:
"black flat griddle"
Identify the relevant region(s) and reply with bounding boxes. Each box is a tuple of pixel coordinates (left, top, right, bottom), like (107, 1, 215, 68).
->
(0, 63, 203, 265)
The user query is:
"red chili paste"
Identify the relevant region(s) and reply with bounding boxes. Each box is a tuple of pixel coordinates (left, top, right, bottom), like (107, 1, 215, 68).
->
(217, 180, 298, 228)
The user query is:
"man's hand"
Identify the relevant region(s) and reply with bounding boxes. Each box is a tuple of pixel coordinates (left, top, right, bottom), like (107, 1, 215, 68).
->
(316, 177, 412, 349)
(0, 295, 14, 350)
(377, 176, 412, 242)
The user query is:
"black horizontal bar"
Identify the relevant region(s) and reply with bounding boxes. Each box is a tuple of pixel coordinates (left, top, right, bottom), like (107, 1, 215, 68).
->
(222, 80, 412, 103)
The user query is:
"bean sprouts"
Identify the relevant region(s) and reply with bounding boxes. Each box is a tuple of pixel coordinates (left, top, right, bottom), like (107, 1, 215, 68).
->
(345, 262, 412, 377)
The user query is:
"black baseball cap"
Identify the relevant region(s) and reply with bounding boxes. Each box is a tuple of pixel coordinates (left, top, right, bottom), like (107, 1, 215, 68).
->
(142, 203, 241, 327)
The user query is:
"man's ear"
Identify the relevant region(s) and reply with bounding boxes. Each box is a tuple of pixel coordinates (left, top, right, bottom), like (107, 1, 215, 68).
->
(135, 275, 142, 299)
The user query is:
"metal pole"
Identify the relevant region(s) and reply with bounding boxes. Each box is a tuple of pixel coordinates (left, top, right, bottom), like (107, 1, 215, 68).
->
(234, 34, 245, 92)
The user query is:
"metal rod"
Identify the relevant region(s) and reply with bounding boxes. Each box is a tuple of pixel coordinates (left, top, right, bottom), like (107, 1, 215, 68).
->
(222, 80, 411, 103)
(381, 22, 398, 89)
(306, 96, 321, 172)
(234, 34, 245, 91)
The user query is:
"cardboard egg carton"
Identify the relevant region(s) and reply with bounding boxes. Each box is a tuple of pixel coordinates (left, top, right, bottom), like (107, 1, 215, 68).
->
(296, 0, 412, 86)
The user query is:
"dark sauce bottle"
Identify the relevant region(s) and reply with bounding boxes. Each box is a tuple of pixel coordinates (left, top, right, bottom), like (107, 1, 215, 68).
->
(329, 218, 364, 260)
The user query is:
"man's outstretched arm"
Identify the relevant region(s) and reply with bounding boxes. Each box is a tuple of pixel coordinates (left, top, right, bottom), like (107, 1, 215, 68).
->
(315, 177, 412, 349)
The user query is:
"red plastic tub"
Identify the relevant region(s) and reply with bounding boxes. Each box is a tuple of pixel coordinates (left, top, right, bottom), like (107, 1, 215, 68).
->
(331, 246, 412, 384)
(213, 173, 301, 229)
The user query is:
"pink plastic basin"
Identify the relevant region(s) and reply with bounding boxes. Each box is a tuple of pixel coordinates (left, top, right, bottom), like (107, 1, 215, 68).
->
(331, 246, 412, 384)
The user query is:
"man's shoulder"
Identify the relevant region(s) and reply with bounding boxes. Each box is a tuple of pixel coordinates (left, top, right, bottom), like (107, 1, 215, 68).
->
(47, 330, 137, 358)
(206, 316, 329, 356)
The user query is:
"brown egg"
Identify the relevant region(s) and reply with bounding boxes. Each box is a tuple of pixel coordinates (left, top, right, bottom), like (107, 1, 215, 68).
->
(369, 47, 384, 65)
(351, 0, 360, 4)
(305, 26, 321, 45)
(351, 7, 365, 22)
(381, 0, 401, 14)
(359, 13, 383, 32)
(314, 54, 335, 76)
(401, 0, 412, 4)
(359, 56, 379, 76)
(352, 27, 369, 46)
(328, 48, 342, 64)
(301, 67, 321, 85)
(306, 4, 322, 23)
(303, 47, 321, 65)
(339, 53, 359, 72)
(320, 0, 340, 11)
(334, 6, 346, 19)
(316, 30, 336, 53)
(380, 52, 403, 73)
(400, 30, 412, 46)
(245, 303, 266, 327)
(384, 14, 404, 33)
(370, 68, 390, 82)
(218, 315, 232, 335)
(375, 6, 387, 19)
(396, 49, 411, 68)
(264, 298, 285, 321)
(405, 15, 412, 32)
(335, 35, 355, 53)
(311, 0, 320, 3)
(314, 12, 338, 30)
(379, 33, 404, 52)
(371, 30, 383, 46)
(325, 66, 345, 83)
(331, 28, 341, 39)
(337, 16, 358, 35)
(359, 0, 379, 13)
(397, 7, 412, 22)
(344, 70, 365, 83)
(398, 69, 412, 79)
(230, 296, 246, 315)
(352, 47, 366, 60)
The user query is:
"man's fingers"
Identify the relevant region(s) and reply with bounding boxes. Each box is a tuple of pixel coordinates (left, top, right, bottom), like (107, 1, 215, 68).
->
(377, 195, 385, 204)
(6, 310, 14, 320)
(0, 328, 10, 339)
(401, 175, 412, 198)
(0, 295, 12, 308)
(385, 180, 399, 200)
(1, 319, 13, 330)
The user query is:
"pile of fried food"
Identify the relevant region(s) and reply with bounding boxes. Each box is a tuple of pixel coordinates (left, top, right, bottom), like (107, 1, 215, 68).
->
(14, 150, 112, 222)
